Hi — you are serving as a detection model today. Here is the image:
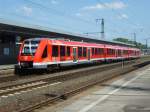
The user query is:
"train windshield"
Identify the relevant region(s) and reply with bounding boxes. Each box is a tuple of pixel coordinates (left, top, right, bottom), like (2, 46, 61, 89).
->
(21, 40, 40, 56)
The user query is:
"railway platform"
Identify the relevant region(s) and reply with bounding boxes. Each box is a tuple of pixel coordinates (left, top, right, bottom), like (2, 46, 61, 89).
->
(41, 64, 150, 112)
(0, 64, 14, 70)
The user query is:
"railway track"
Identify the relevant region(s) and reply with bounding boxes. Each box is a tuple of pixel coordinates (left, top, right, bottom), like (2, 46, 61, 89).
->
(0, 81, 48, 96)
(0, 58, 149, 91)
(0, 59, 137, 89)
(0, 58, 149, 112)
(0, 60, 134, 94)
(0, 58, 149, 94)
(18, 60, 150, 112)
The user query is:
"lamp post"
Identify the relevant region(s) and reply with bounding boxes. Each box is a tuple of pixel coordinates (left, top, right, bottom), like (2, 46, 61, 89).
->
(145, 38, 150, 55)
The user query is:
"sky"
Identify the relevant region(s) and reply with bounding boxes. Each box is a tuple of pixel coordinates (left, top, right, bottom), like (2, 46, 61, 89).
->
(0, 0, 150, 45)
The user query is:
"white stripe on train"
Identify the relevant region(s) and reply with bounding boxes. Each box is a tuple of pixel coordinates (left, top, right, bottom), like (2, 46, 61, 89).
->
(32, 56, 138, 69)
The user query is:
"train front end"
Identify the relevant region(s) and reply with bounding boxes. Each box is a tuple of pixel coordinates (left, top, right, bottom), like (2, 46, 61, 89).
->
(15, 39, 41, 73)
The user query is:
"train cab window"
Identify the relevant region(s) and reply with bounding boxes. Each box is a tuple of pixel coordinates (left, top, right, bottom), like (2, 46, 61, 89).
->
(42, 46, 47, 58)
(83, 47, 87, 57)
(67, 46, 70, 56)
(60, 46, 66, 56)
(31, 46, 37, 55)
(31, 40, 40, 45)
(24, 41, 29, 44)
(92, 48, 95, 56)
(22, 47, 30, 55)
(78, 47, 82, 57)
(52, 45, 58, 57)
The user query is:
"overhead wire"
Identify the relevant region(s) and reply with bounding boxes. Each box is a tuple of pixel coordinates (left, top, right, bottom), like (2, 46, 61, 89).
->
(0, 8, 91, 34)
(24, 0, 96, 26)
(119, 0, 146, 34)
(95, 0, 148, 41)
(22, 0, 101, 37)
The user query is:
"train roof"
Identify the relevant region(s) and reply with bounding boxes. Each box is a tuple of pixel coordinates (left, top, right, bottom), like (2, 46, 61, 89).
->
(24, 38, 139, 50)
(50, 39, 105, 48)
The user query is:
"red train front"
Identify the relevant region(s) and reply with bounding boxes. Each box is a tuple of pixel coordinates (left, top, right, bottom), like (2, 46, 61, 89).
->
(18, 38, 52, 69)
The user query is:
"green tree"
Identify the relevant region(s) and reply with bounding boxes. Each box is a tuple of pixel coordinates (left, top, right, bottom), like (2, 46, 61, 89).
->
(113, 37, 146, 49)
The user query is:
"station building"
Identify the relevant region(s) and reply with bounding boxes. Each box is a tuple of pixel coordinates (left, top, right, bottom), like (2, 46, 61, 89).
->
(0, 19, 134, 65)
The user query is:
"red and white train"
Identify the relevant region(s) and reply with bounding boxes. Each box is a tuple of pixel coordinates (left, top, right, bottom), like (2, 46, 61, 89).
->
(16, 38, 140, 72)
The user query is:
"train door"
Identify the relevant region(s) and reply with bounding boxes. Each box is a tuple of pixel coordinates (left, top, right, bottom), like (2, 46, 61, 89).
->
(73, 47, 77, 62)
(87, 48, 91, 60)
(116, 49, 118, 58)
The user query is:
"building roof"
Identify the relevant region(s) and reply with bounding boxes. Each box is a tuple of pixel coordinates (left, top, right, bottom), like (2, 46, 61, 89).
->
(0, 18, 135, 47)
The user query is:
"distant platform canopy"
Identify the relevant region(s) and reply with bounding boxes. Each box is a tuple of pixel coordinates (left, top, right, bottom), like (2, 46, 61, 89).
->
(0, 18, 135, 47)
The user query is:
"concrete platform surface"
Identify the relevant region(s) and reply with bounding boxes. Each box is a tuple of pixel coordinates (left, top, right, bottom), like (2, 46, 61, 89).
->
(40, 65, 150, 112)
(0, 64, 14, 70)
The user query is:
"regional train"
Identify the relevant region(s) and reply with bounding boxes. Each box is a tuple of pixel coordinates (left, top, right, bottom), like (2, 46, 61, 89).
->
(15, 38, 140, 73)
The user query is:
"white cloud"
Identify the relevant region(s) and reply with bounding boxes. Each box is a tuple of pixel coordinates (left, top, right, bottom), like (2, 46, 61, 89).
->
(22, 6, 32, 16)
(118, 14, 128, 19)
(50, 0, 58, 4)
(75, 13, 82, 17)
(83, 1, 126, 10)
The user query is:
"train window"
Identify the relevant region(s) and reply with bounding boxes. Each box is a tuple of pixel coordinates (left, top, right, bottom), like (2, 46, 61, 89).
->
(24, 41, 29, 44)
(22, 47, 30, 55)
(123, 50, 128, 55)
(42, 46, 47, 58)
(92, 48, 94, 56)
(97, 48, 99, 55)
(52, 45, 58, 57)
(113, 49, 115, 55)
(78, 47, 82, 57)
(118, 50, 122, 56)
(31, 46, 37, 55)
(113, 49, 115, 54)
(31, 40, 40, 45)
(95, 48, 98, 55)
(83, 47, 87, 57)
(99, 48, 104, 55)
(67, 46, 70, 56)
(60, 46, 66, 56)
(107, 49, 115, 55)
(134, 51, 136, 55)
(107, 49, 110, 55)
(123, 50, 125, 55)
